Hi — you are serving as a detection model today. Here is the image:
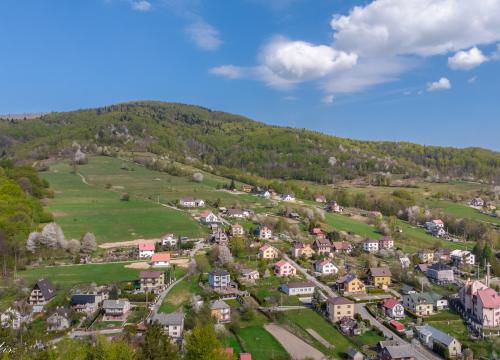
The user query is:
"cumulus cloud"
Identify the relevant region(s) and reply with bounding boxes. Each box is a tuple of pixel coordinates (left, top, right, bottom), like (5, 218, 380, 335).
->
(448, 47, 488, 70)
(185, 20, 222, 51)
(427, 77, 451, 92)
(131, 0, 151, 11)
(209, 65, 244, 79)
(321, 94, 335, 104)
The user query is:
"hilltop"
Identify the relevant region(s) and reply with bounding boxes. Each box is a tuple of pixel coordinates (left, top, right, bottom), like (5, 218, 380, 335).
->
(1, 101, 499, 183)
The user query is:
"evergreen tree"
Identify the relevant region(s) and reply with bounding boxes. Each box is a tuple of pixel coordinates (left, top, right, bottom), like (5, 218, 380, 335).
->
(138, 322, 179, 360)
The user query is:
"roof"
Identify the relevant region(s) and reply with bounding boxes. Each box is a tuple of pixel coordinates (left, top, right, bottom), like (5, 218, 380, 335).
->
(383, 344, 414, 359)
(241, 268, 258, 276)
(180, 197, 194, 202)
(432, 219, 444, 225)
(139, 271, 163, 279)
(260, 244, 276, 252)
(428, 262, 452, 271)
(337, 274, 358, 284)
(210, 300, 230, 310)
(390, 320, 405, 331)
(151, 312, 184, 326)
(332, 241, 351, 250)
(227, 208, 244, 215)
(103, 299, 129, 310)
(382, 298, 400, 309)
(71, 294, 96, 306)
(417, 325, 457, 346)
(200, 211, 214, 217)
(138, 242, 155, 251)
(415, 264, 429, 272)
(284, 281, 315, 289)
(379, 236, 393, 243)
(363, 238, 378, 244)
(240, 354, 252, 360)
(477, 288, 500, 308)
(33, 279, 56, 300)
(152, 253, 171, 262)
(346, 347, 362, 358)
(209, 269, 230, 277)
(232, 223, 243, 228)
(315, 239, 331, 246)
(328, 296, 353, 305)
(317, 259, 333, 266)
(369, 267, 392, 277)
(275, 260, 290, 267)
(49, 307, 70, 319)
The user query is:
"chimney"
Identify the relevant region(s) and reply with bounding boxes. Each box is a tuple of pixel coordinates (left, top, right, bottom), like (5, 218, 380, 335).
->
(486, 262, 491, 288)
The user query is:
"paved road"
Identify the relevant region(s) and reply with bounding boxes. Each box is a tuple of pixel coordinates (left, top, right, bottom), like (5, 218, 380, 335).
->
(283, 254, 442, 360)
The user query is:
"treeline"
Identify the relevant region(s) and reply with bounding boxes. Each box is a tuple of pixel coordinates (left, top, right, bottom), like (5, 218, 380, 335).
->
(1, 101, 499, 182)
(0, 161, 53, 276)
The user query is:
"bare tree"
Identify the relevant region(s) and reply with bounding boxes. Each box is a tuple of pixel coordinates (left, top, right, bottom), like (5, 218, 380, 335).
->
(80, 232, 97, 254)
(67, 239, 81, 254)
(192, 172, 204, 183)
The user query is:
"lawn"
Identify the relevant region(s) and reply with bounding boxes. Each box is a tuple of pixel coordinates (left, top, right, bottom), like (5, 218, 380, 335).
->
(42, 159, 207, 243)
(18, 262, 142, 289)
(426, 199, 500, 226)
(236, 326, 288, 360)
(159, 273, 201, 313)
(324, 213, 381, 239)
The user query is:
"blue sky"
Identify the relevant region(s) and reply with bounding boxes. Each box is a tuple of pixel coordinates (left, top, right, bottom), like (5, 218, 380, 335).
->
(1, 0, 499, 150)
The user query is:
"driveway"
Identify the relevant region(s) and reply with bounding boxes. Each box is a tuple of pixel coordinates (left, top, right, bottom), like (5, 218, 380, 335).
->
(264, 323, 325, 360)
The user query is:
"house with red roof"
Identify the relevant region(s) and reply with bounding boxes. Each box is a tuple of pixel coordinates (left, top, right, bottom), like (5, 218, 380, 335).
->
(240, 353, 252, 360)
(389, 320, 405, 332)
(151, 252, 170, 267)
(315, 259, 338, 275)
(258, 244, 279, 260)
(138, 242, 155, 258)
(274, 260, 297, 277)
(382, 298, 405, 319)
(331, 241, 352, 253)
(230, 223, 245, 236)
(199, 211, 220, 224)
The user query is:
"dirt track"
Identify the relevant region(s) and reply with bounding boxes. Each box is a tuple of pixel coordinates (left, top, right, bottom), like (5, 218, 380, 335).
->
(98, 239, 160, 249)
(264, 324, 325, 360)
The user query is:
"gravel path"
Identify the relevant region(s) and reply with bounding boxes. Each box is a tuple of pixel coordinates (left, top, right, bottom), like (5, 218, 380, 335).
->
(264, 324, 325, 360)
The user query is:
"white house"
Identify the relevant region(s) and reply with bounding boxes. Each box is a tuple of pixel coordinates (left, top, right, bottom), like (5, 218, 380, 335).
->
(151, 253, 170, 267)
(416, 325, 462, 358)
(315, 260, 338, 275)
(470, 198, 484, 207)
(200, 211, 220, 224)
(150, 313, 184, 340)
(195, 199, 205, 207)
(426, 219, 444, 231)
(161, 234, 177, 247)
(363, 239, 379, 253)
(138, 243, 155, 258)
(281, 193, 296, 201)
(260, 190, 271, 198)
(280, 282, 315, 296)
(1, 308, 25, 330)
(382, 298, 405, 319)
(258, 226, 272, 240)
(179, 197, 196, 207)
(450, 250, 475, 266)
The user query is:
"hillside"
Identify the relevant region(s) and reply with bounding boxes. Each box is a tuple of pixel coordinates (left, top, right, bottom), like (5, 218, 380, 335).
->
(1, 101, 499, 183)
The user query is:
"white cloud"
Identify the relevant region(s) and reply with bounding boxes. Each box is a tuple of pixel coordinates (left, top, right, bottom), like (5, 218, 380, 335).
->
(321, 94, 335, 104)
(427, 77, 451, 92)
(448, 47, 488, 70)
(131, 0, 152, 11)
(468, 76, 478, 84)
(331, 0, 500, 57)
(185, 20, 222, 51)
(491, 43, 500, 60)
(209, 65, 244, 79)
(283, 95, 298, 101)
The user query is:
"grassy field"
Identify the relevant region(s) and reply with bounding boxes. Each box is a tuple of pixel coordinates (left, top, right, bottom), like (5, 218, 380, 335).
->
(323, 213, 381, 239)
(159, 273, 201, 313)
(18, 262, 142, 289)
(237, 325, 289, 360)
(42, 159, 207, 243)
(426, 199, 500, 225)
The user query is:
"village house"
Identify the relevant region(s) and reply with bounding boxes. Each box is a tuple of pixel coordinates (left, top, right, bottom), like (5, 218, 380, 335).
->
(314, 238, 331, 255)
(434, 248, 452, 263)
(415, 263, 429, 274)
(161, 234, 177, 247)
(311, 227, 327, 240)
(315, 259, 338, 275)
(260, 190, 271, 198)
(389, 320, 405, 333)
(280, 281, 315, 296)
(402, 293, 434, 316)
(426, 219, 444, 232)
(258, 226, 273, 240)
(213, 230, 229, 244)
(346, 347, 364, 360)
(210, 300, 231, 323)
(378, 236, 394, 250)
(450, 250, 475, 266)
(470, 197, 484, 207)
(1, 308, 26, 330)
(381, 298, 405, 319)
(325, 201, 342, 213)
(416, 325, 462, 357)
(230, 223, 245, 237)
(363, 238, 379, 253)
(139, 271, 165, 293)
(399, 256, 411, 270)
(281, 193, 295, 201)
(427, 263, 454, 284)
(200, 211, 220, 224)
(194, 199, 205, 207)
(327, 296, 355, 323)
(227, 208, 249, 218)
(138, 242, 155, 258)
(367, 267, 392, 287)
(241, 184, 253, 193)
(378, 340, 415, 360)
(418, 250, 435, 263)
(208, 269, 231, 289)
(240, 268, 260, 282)
(274, 260, 297, 277)
(102, 299, 130, 321)
(179, 197, 196, 207)
(71, 294, 100, 314)
(46, 307, 71, 332)
(459, 278, 500, 330)
(337, 274, 366, 295)
(240, 354, 252, 360)
(258, 244, 279, 260)
(315, 195, 327, 203)
(291, 242, 315, 259)
(331, 241, 352, 254)
(149, 312, 184, 340)
(151, 252, 170, 267)
(28, 279, 56, 306)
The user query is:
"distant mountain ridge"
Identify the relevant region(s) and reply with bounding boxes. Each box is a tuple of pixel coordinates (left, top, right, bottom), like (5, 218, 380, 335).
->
(0, 101, 499, 183)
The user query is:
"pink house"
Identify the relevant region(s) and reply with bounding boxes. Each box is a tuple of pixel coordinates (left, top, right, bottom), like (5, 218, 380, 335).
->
(459, 279, 500, 329)
(138, 242, 155, 258)
(274, 260, 297, 277)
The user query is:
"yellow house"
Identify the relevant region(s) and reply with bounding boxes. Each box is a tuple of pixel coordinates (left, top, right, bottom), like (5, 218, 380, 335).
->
(259, 244, 279, 260)
(327, 296, 355, 323)
(337, 274, 366, 294)
(419, 250, 435, 263)
(368, 267, 392, 287)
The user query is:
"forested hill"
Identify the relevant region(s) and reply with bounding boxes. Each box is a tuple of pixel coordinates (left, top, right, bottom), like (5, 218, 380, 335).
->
(1, 101, 499, 182)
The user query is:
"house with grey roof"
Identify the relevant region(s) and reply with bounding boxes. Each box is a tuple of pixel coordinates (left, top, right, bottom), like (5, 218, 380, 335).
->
(416, 325, 462, 357)
(71, 294, 99, 314)
(47, 307, 71, 332)
(149, 312, 184, 339)
(379, 342, 415, 360)
(426, 263, 454, 284)
(28, 279, 56, 305)
(210, 300, 231, 323)
(208, 269, 231, 289)
(346, 347, 364, 360)
(102, 299, 130, 321)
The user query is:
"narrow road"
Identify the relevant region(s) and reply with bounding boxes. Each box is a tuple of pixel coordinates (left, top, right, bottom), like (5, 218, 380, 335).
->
(283, 254, 442, 360)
